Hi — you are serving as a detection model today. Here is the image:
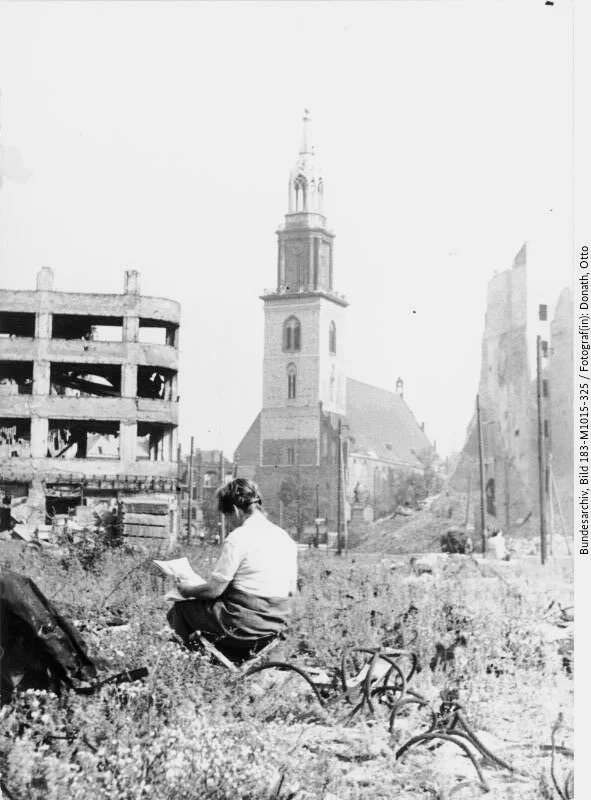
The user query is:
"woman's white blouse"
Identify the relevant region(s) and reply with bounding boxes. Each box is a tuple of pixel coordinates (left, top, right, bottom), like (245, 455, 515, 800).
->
(211, 512, 298, 598)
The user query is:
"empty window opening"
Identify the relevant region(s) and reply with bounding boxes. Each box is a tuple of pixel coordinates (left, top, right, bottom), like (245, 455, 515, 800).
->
(0, 362, 33, 395)
(139, 319, 178, 347)
(329, 321, 337, 354)
(286, 446, 295, 465)
(52, 314, 124, 342)
(50, 363, 121, 398)
(294, 175, 307, 212)
(283, 317, 301, 352)
(0, 481, 28, 502)
(137, 422, 173, 461)
(203, 471, 218, 489)
(0, 419, 31, 458)
(330, 442, 337, 464)
(1, 483, 29, 529)
(48, 420, 120, 459)
(544, 419, 550, 438)
(45, 492, 82, 520)
(542, 379, 549, 398)
(538, 304, 548, 321)
(137, 366, 176, 400)
(541, 340, 549, 357)
(0, 312, 35, 339)
(287, 363, 297, 400)
(486, 477, 496, 517)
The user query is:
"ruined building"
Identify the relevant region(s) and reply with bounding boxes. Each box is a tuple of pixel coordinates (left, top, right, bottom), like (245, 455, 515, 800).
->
(0, 268, 180, 533)
(450, 244, 573, 548)
(235, 112, 432, 535)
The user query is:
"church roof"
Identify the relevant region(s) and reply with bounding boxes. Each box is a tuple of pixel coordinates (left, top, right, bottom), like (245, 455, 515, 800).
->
(512, 241, 527, 268)
(345, 378, 432, 468)
(234, 411, 261, 468)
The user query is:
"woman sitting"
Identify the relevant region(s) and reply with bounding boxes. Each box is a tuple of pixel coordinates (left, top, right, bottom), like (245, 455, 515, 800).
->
(167, 478, 297, 653)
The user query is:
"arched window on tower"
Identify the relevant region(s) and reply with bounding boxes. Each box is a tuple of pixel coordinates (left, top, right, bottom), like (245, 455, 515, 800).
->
(329, 321, 337, 354)
(294, 174, 307, 212)
(287, 363, 297, 400)
(283, 316, 301, 352)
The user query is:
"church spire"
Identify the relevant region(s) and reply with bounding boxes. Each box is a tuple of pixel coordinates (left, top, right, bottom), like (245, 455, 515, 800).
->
(288, 109, 324, 214)
(271, 111, 344, 303)
(299, 108, 313, 155)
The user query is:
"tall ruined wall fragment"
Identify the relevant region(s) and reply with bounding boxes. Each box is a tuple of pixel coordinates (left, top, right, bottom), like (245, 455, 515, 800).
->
(450, 245, 572, 546)
(548, 288, 574, 535)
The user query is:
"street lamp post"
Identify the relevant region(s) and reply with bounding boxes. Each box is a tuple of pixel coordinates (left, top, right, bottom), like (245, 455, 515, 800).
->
(187, 436, 194, 542)
(373, 466, 377, 521)
(337, 419, 342, 555)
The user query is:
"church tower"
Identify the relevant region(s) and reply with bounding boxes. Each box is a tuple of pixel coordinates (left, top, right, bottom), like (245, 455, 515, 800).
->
(258, 111, 347, 501)
(234, 110, 434, 534)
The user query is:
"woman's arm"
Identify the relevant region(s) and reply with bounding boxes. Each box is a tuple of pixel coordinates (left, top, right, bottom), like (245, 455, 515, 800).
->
(176, 575, 229, 599)
(176, 538, 240, 599)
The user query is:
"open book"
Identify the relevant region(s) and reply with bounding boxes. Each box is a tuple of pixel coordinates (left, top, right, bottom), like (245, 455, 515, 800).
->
(153, 557, 206, 602)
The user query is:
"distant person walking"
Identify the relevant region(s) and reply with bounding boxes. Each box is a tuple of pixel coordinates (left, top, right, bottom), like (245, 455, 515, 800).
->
(488, 529, 507, 560)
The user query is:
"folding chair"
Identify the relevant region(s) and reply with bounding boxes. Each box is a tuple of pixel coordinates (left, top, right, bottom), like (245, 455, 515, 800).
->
(188, 630, 284, 673)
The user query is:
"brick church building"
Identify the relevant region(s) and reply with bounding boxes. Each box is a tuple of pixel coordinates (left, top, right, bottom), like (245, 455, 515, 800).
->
(235, 112, 432, 535)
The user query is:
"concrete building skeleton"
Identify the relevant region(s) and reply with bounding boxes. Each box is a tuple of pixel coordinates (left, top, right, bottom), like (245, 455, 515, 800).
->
(0, 267, 180, 533)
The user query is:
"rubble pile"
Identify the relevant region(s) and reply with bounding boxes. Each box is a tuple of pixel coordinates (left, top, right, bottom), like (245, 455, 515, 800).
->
(0, 497, 119, 553)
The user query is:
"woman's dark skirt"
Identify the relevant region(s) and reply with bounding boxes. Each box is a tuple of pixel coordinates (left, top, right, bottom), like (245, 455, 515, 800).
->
(167, 585, 290, 645)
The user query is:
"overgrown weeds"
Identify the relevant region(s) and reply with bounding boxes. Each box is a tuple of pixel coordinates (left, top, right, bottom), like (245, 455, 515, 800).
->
(0, 542, 573, 799)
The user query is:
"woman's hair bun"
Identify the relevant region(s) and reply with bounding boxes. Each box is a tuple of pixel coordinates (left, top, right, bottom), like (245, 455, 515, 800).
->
(217, 478, 263, 515)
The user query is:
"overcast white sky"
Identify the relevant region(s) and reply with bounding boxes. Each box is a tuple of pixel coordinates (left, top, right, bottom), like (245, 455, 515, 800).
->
(0, 0, 574, 458)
